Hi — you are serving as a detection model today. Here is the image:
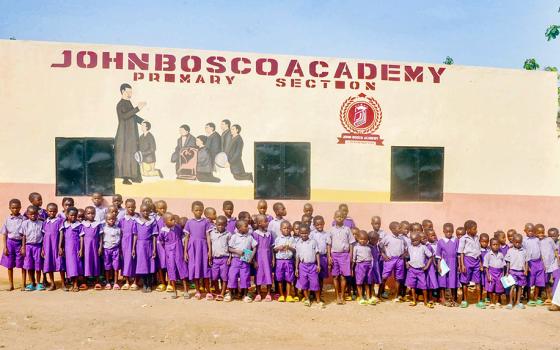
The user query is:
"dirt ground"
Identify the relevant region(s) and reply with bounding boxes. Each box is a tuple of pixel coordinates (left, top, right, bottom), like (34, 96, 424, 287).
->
(0, 271, 558, 350)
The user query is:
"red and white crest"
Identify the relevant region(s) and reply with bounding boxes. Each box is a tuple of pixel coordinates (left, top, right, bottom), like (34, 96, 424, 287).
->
(338, 93, 384, 145)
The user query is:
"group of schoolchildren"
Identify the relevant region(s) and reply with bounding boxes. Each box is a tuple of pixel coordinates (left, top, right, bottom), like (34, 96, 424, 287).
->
(1, 192, 559, 311)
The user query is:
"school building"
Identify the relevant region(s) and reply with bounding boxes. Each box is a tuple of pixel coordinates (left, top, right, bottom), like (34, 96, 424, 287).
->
(0, 39, 558, 233)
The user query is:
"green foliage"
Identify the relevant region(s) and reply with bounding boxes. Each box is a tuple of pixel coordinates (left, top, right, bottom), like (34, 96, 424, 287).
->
(523, 58, 540, 70)
(546, 25, 560, 41)
(443, 56, 454, 65)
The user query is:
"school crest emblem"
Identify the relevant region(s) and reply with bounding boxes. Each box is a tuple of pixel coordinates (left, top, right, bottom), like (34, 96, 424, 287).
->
(337, 93, 384, 145)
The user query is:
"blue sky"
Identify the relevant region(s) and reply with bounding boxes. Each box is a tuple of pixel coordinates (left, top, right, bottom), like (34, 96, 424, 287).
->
(1, 0, 559, 69)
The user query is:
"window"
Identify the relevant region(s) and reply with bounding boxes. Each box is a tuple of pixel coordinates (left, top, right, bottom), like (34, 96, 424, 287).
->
(254, 142, 310, 200)
(390, 146, 444, 202)
(56, 138, 115, 196)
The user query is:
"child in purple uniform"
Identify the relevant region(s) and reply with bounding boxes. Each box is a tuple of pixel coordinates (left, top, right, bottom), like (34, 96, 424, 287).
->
(112, 194, 126, 220)
(505, 234, 528, 309)
(133, 204, 158, 293)
(274, 220, 296, 302)
(159, 213, 189, 299)
(405, 232, 433, 308)
(80, 206, 103, 290)
(368, 231, 381, 303)
(28, 192, 47, 221)
(101, 213, 122, 290)
(295, 224, 323, 307)
(91, 192, 107, 223)
(379, 221, 406, 302)
(436, 223, 458, 306)
(424, 230, 439, 305)
(253, 214, 274, 302)
(154, 200, 168, 292)
(483, 238, 506, 308)
(120, 199, 138, 290)
(268, 202, 286, 241)
(42, 203, 66, 291)
(523, 223, 545, 306)
(352, 231, 374, 305)
(209, 216, 231, 301)
(59, 207, 83, 292)
(21, 206, 45, 291)
(223, 201, 237, 234)
(257, 200, 274, 223)
(226, 220, 257, 302)
(184, 201, 213, 300)
(57, 197, 74, 221)
(536, 224, 559, 304)
(310, 216, 330, 296)
(479, 233, 490, 303)
(328, 210, 355, 305)
(495, 231, 509, 256)
(458, 220, 484, 309)
(0, 199, 25, 291)
(330, 203, 356, 229)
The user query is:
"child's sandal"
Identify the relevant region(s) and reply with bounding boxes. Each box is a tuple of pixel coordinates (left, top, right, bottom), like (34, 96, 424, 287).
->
(130, 284, 139, 291)
(264, 294, 272, 302)
(206, 293, 214, 301)
(425, 302, 434, 309)
(94, 283, 103, 291)
(409, 301, 417, 306)
(215, 295, 224, 301)
(104, 284, 112, 290)
(79, 284, 88, 291)
(113, 284, 120, 290)
(121, 283, 130, 290)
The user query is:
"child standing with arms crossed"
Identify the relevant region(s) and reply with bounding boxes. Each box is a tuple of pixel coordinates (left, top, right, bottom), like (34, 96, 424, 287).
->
(227, 220, 257, 302)
(504, 234, 528, 309)
(59, 207, 83, 292)
(101, 213, 122, 290)
(483, 238, 506, 308)
(209, 216, 231, 301)
(21, 206, 45, 291)
(253, 214, 274, 302)
(1, 199, 25, 291)
(274, 220, 296, 302)
(295, 224, 323, 307)
(329, 210, 355, 304)
(458, 220, 484, 309)
(184, 201, 213, 300)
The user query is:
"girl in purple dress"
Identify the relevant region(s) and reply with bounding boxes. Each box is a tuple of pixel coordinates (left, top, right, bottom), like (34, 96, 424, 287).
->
(154, 200, 168, 292)
(133, 204, 158, 293)
(184, 201, 212, 300)
(252, 214, 274, 302)
(80, 206, 103, 290)
(59, 207, 83, 292)
(159, 213, 189, 299)
(436, 223, 459, 306)
(424, 229, 439, 306)
(119, 199, 138, 290)
(42, 203, 66, 291)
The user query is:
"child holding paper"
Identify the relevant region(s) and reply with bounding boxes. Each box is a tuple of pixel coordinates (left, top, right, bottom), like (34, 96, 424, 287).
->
(436, 223, 458, 306)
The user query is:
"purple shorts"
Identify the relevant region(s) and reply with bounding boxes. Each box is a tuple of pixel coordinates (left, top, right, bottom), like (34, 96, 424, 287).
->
(551, 269, 560, 295)
(382, 256, 405, 281)
(275, 259, 295, 283)
(318, 255, 329, 279)
(23, 243, 42, 271)
(405, 267, 427, 290)
(331, 252, 351, 277)
(296, 262, 320, 291)
(0, 238, 24, 269)
(460, 256, 481, 284)
(510, 269, 527, 287)
(528, 259, 545, 287)
(103, 247, 120, 271)
(211, 256, 229, 282)
(354, 261, 372, 285)
(227, 257, 250, 289)
(485, 267, 505, 293)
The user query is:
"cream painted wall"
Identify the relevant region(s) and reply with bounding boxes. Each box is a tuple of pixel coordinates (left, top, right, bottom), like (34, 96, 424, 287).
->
(0, 40, 557, 197)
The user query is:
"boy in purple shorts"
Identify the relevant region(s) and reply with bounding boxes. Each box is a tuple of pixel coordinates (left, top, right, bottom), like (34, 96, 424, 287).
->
(209, 216, 231, 301)
(523, 223, 545, 306)
(310, 215, 330, 296)
(458, 220, 484, 309)
(295, 224, 323, 307)
(1, 199, 25, 291)
(405, 232, 433, 308)
(538, 225, 559, 304)
(352, 231, 374, 305)
(483, 238, 506, 308)
(101, 213, 122, 290)
(379, 221, 406, 302)
(505, 234, 528, 309)
(226, 219, 257, 302)
(328, 210, 355, 305)
(21, 206, 45, 291)
(274, 220, 296, 302)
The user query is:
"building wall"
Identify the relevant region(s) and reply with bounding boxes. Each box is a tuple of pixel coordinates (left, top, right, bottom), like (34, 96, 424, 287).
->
(0, 40, 558, 234)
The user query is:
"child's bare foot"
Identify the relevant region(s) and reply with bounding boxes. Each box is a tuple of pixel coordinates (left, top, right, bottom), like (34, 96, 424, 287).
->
(6, 286, 14, 291)
(47, 284, 56, 291)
